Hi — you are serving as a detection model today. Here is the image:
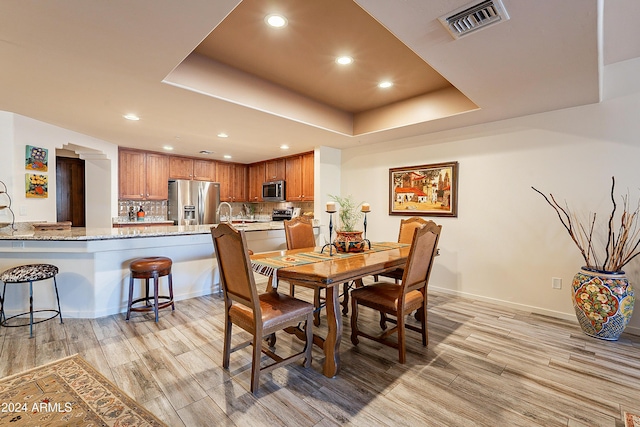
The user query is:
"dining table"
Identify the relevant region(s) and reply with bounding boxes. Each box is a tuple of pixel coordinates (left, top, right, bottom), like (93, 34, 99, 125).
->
(250, 242, 410, 378)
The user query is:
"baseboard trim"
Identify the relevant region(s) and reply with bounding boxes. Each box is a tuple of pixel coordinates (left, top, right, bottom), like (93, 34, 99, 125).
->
(429, 285, 640, 337)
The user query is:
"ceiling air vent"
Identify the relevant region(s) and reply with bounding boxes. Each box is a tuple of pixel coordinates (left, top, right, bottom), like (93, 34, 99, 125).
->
(439, 0, 509, 39)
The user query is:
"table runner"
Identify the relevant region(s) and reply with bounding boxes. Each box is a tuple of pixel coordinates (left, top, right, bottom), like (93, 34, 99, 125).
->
(251, 242, 408, 285)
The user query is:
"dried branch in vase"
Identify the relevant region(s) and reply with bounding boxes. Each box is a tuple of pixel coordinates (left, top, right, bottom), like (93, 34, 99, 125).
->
(532, 177, 640, 272)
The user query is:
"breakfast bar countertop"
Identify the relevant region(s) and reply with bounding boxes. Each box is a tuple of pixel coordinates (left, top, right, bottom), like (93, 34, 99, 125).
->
(0, 221, 300, 241)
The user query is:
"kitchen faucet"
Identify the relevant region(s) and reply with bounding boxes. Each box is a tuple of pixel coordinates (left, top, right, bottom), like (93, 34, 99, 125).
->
(217, 202, 233, 224)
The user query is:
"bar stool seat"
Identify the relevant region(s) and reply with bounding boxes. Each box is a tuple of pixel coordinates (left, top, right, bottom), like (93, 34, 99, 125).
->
(0, 263, 63, 338)
(126, 256, 175, 322)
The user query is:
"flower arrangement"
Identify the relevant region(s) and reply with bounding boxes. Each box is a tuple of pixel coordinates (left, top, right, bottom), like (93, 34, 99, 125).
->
(532, 177, 640, 272)
(328, 194, 363, 232)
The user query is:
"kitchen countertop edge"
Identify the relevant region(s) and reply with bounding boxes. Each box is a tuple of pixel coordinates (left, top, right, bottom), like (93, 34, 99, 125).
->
(0, 222, 311, 241)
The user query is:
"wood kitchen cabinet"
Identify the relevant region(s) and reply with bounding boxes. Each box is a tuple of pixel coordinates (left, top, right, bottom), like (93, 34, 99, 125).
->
(265, 158, 286, 181)
(193, 159, 216, 181)
(119, 149, 169, 200)
(248, 162, 265, 202)
(216, 162, 247, 202)
(169, 156, 193, 180)
(285, 151, 314, 201)
(169, 156, 216, 181)
(233, 164, 247, 201)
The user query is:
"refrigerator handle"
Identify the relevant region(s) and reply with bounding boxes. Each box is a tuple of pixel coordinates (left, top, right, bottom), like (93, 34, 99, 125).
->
(198, 185, 204, 225)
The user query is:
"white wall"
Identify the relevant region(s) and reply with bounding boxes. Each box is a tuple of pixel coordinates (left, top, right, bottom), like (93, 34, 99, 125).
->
(0, 113, 15, 225)
(340, 57, 640, 335)
(2, 113, 119, 226)
(314, 146, 342, 244)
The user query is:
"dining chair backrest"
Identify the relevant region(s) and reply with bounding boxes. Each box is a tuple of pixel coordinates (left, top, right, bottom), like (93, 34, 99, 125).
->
(284, 217, 316, 250)
(397, 217, 430, 244)
(400, 221, 441, 295)
(211, 223, 259, 314)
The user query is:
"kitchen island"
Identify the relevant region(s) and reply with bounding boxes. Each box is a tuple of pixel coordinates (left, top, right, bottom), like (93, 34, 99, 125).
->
(0, 222, 319, 319)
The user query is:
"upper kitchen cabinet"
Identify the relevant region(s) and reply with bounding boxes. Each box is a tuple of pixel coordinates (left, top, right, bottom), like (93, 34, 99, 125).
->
(169, 156, 192, 180)
(193, 159, 216, 181)
(119, 149, 169, 200)
(265, 158, 286, 182)
(285, 152, 314, 201)
(248, 162, 265, 202)
(169, 156, 216, 181)
(216, 162, 247, 202)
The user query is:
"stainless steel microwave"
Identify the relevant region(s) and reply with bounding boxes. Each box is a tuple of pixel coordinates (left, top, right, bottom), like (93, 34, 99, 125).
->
(262, 180, 285, 202)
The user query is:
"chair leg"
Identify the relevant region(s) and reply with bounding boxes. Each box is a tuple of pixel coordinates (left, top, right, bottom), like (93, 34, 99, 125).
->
(350, 297, 360, 346)
(304, 313, 313, 368)
(53, 276, 63, 324)
(341, 282, 350, 316)
(0, 282, 6, 324)
(397, 311, 406, 364)
(266, 333, 276, 348)
(153, 274, 160, 322)
(126, 276, 134, 321)
(222, 317, 232, 369)
(421, 299, 428, 346)
(313, 288, 321, 326)
(379, 312, 388, 330)
(28, 281, 34, 338)
(168, 273, 175, 311)
(250, 332, 262, 393)
(145, 278, 151, 307)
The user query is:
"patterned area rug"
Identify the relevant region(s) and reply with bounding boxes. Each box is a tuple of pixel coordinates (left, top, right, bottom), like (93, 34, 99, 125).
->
(626, 411, 640, 427)
(0, 354, 166, 426)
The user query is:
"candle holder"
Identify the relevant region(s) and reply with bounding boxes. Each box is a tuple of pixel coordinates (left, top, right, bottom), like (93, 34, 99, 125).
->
(362, 211, 371, 250)
(321, 210, 337, 256)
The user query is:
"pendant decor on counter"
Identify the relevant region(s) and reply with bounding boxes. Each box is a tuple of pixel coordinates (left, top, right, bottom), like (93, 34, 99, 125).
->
(0, 180, 17, 231)
(334, 231, 366, 253)
(571, 267, 635, 341)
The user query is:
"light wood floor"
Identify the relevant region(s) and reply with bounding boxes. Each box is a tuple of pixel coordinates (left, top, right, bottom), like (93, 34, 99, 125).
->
(1, 285, 639, 427)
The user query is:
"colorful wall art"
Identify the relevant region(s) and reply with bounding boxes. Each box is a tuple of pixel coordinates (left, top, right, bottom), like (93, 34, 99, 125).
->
(389, 161, 458, 217)
(26, 145, 48, 172)
(25, 173, 48, 198)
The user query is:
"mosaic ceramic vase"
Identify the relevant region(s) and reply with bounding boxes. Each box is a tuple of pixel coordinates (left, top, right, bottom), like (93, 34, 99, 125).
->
(572, 267, 635, 340)
(334, 231, 365, 253)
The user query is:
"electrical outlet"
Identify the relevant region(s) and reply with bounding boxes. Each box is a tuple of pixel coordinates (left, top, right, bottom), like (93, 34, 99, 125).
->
(552, 277, 562, 289)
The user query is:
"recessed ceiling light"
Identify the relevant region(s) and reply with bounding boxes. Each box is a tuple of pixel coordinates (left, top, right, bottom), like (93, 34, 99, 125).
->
(123, 114, 140, 121)
(223, 154, 232, 159)
(378, 81, 393, 89)
(163, 146, 173, 151)
(280, 144, 289, 150)
(335, 56, 353, 65)
(265, 14, 287, 28)
(217, 133, 228, 138)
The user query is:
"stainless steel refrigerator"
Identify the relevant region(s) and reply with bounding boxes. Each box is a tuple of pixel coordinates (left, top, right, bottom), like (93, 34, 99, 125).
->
(168, 180, 220, 225)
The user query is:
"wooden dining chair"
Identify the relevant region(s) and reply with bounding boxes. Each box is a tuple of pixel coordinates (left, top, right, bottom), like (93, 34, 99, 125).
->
(211, 223, 314, 393)
(350, 221, 441, 363)
(283, 217, 323, 326)
(375, 217, 430, 283)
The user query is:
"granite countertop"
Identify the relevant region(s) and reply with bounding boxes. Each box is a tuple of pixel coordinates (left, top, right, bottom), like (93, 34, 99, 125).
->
(0, 221, 296, 241)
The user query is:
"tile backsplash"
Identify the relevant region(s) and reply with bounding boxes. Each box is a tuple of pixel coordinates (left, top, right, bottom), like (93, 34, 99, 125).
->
(118, 200, 167, 221)
(116, 200, 314, 223)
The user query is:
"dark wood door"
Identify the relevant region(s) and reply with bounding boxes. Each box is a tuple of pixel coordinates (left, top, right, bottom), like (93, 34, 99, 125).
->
(56, 156, 85, 226)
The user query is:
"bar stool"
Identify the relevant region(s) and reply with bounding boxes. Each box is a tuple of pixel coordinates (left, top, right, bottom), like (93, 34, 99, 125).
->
(0, 263, 63, 338)
(126, 256, 175, 322)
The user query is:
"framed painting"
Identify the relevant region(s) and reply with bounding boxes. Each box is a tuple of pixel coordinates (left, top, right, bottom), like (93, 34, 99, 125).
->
(389, 161, 458, 217)
(26, 145, 48, 172)
(25, 173, 48, 198)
